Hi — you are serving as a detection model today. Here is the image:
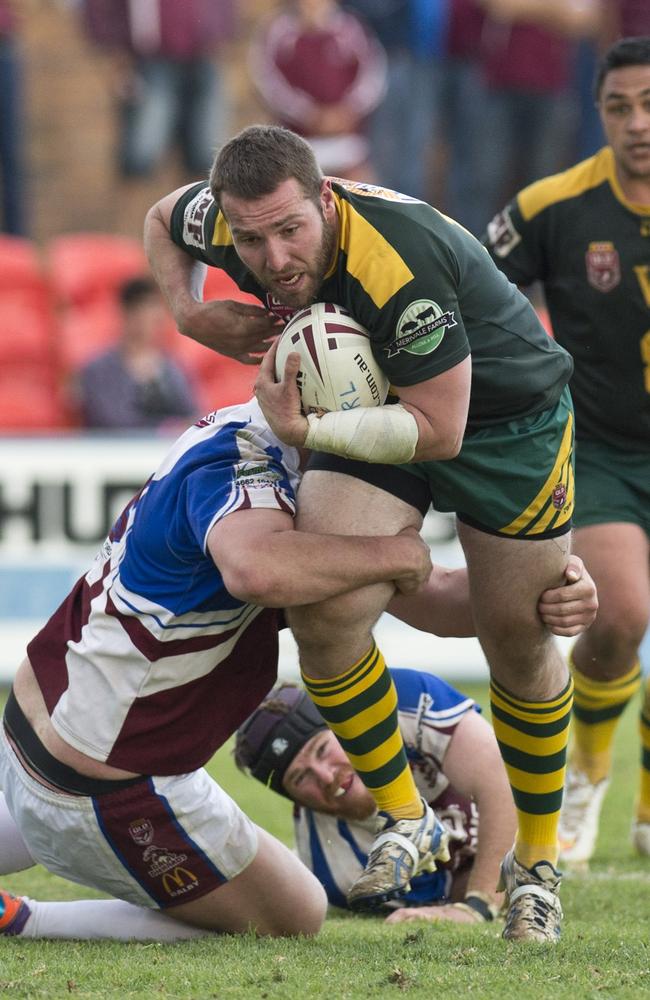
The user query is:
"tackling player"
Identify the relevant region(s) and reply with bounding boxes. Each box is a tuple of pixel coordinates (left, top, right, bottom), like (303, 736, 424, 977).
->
(234, 671, 515, 926)
(484, 36, 650, 866)
(0, 393, 596, 941)
(146, 124, 579, 941)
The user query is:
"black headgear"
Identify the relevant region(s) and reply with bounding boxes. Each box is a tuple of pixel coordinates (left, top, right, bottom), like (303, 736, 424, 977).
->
(235, 685, 327, 798)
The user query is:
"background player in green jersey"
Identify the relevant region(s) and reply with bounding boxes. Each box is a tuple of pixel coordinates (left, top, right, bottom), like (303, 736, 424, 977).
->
(484, 36, 650, 867)
(145, 125, 579, 943)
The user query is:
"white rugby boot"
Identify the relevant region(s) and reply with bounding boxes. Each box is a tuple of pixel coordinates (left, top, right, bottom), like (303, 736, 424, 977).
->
(347, 797, 450, 910)
(631, 821, 650, 856)
(498, 849, 563, 943)
(557, 766, 610, 866)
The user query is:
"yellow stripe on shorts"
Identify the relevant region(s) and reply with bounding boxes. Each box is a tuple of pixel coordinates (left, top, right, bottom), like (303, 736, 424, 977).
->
(499, 411, 574, 536)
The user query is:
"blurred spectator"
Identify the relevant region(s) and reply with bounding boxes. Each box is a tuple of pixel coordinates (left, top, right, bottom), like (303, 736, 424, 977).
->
(249, 0, 387, 179)
(464, 0, 604, 233)
(347, 0, 451, 199)
(74, 276, 197, 431)
(614, 0, 650, 38)
(0, 0, 26, 235)
(80, 0, 235, 179)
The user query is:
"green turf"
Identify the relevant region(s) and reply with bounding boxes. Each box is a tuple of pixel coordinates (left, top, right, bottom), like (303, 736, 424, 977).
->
(1, 682, 649, 999)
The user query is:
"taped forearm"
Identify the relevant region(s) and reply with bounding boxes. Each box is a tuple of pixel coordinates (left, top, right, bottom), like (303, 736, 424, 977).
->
(304, 403, 419, 464)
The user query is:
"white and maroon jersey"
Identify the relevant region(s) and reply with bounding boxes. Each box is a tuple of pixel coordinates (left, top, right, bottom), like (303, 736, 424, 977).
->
(294, 669, 480, 908)
(27, 399, 301, 776)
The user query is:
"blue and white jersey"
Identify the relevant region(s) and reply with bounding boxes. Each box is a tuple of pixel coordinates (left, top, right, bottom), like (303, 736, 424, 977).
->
(28, 399, 301, 776)
(294, 668, 480, 908)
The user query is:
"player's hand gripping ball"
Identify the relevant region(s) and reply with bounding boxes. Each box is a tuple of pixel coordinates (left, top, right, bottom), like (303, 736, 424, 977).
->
(275, 303, 389, 415)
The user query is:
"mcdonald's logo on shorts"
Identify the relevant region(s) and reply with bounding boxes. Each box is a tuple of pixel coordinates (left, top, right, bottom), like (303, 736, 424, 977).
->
(162, 866, 200, 899)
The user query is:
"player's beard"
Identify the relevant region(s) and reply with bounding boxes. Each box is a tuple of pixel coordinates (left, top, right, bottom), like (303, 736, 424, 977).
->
(261, 216, 338, 309)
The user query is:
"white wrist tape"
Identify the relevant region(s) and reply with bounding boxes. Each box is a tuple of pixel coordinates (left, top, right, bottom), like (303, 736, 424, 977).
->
(304, 403, 419, 464)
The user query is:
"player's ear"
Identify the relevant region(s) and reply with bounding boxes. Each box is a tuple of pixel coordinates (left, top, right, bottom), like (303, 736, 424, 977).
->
(320, 179, 336, 220)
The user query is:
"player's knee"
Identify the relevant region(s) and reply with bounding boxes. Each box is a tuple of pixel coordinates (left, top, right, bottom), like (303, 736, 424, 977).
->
(580, 612, 649, 669)
(264, 878, 327, 938)
(288, 590, 383, 647)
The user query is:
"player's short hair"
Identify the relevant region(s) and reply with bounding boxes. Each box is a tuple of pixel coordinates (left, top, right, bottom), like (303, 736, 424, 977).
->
(209, 125, 324, 209)
(233, 684, 327, 799)
(595, 36, 650, 100)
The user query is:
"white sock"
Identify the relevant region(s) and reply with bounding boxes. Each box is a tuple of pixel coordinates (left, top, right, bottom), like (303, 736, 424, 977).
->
(20, 898, 210, 941)
(0, 792, 34, 874)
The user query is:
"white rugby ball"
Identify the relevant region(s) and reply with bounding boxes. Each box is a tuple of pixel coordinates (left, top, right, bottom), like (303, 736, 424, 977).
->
(275, 303, 389, 415)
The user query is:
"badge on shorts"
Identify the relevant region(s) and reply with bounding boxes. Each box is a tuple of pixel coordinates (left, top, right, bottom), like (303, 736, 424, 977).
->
(386, 300, 457, 358)
(128, 818, 154, 846)
(552, 483, 567, 509)
(585, 242, 621, 292)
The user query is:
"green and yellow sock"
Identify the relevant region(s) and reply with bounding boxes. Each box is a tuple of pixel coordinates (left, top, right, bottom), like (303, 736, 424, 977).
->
(490, 676, 574, 869)
(636, 675, 650, 825)
(301, 643, 422, 819)
(570, 656, 641, 784)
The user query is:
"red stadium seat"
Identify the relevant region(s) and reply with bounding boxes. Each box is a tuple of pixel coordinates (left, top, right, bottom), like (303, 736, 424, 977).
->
(0, 363, 68, 431)
(194, 359, 258, 413)
(47, 233, 147, 307)
(0, 236, 57, 367)
(57, 295, 123, 372)
(202, 266, 260, 305)
(0, 235, 46, 290)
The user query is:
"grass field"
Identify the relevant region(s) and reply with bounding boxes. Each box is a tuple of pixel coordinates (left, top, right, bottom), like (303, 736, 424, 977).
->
(1, 681, 649, 999)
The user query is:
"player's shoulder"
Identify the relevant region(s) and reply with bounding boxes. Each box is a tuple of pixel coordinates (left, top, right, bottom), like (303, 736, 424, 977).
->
(170, 181, 232, 257)
(151, 398, 297, 484)
(517, 147, 615, 222)
(331, 180, 454, 310)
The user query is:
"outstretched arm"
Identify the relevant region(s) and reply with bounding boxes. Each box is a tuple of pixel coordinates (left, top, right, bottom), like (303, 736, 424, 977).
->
(387, 554, 598, 638)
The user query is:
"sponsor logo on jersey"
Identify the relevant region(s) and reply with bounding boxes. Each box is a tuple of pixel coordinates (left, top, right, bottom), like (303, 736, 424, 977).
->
(486, 209, 521, 258)
(162, 866, 200, 899)
(143, 846, 189, 879)
(551, 483, 567, 510)
(182, 187, 213, 250)
(585, 242, 621, 292)
(330, 178, 422, 204)
(128, 818, 154, 846)
(234, 461, 281, 489)
(387, 300, 456, 358)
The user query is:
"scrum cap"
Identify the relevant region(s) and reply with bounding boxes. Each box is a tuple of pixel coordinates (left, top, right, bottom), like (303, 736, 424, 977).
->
(234, 685, 327, 798)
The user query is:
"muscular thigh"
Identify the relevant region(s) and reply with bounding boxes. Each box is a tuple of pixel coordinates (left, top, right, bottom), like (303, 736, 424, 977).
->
(295, 470, 424, 535)
(291, 471, 425, 650)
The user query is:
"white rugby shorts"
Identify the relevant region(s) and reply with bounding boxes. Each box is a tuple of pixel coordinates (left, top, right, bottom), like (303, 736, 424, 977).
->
(0, 726, 258, 909)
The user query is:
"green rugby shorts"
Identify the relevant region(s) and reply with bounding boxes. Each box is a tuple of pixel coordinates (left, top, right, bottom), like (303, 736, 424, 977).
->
(573, 437, 650, 535)
(307, 387, 574, 539)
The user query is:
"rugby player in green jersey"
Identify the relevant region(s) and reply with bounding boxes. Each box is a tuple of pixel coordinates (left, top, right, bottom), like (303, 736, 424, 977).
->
(484, 36, 650, 867)
(145, 124, 579, 942)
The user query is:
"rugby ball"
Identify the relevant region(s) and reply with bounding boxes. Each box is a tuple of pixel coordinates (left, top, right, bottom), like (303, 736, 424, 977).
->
(275, 303, 389, 415)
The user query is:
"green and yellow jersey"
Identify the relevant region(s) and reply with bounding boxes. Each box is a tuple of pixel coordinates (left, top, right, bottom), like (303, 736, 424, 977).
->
(483, 146, 650, 452)
(171, 179, 572, 431)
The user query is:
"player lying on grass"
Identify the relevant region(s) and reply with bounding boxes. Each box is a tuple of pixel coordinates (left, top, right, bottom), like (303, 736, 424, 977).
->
(0, 408, 596, 941)
(234, 670, 515, 925)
